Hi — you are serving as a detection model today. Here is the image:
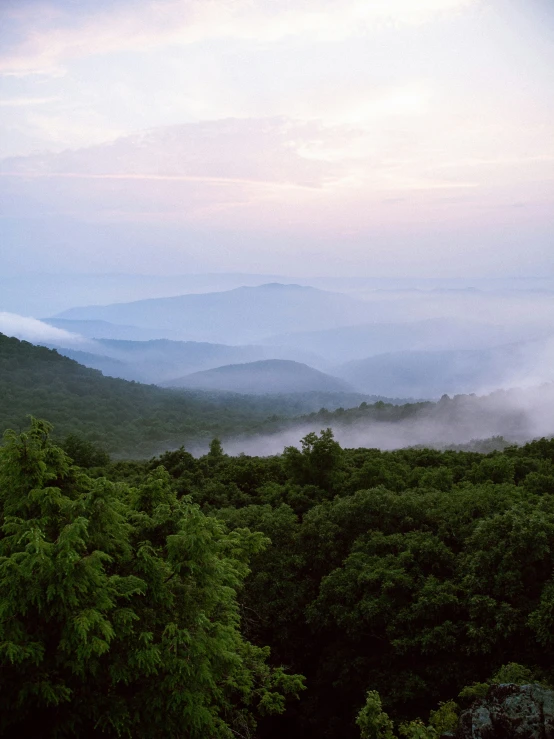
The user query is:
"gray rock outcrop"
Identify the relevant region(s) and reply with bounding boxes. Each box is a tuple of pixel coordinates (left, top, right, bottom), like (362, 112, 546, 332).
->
(454, 684, 554, 739)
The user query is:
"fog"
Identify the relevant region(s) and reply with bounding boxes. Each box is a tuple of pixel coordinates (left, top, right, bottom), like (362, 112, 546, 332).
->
(0, 312, 91, 349)
(219, 384, 554, 457)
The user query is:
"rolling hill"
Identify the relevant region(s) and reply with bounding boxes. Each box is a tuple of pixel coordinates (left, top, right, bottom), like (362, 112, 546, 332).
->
(2, 331, 553, 459)
(0, 332, 389, 456)
(52, 339, 270, 383)
(165, 359, 354, 394)
(50, 337, 327, 384)
(0, 332, 301, 455)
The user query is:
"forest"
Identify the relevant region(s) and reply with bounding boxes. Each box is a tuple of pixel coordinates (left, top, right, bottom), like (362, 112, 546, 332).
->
(2, 415, 554, 737)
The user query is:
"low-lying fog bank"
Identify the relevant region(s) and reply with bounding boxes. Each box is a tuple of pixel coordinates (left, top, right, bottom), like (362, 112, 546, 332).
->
(215, 384, 554, 457)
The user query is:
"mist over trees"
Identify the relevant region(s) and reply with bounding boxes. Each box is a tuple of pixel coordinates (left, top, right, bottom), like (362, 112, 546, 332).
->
(3, 330, 554, 459)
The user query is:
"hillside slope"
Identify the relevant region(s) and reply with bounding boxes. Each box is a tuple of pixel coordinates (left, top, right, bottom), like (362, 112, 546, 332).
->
(52, 337, 326, 384)
(166, 359, 354, 394)
(0, 333, 295, 455)
(53, 338, 270, 383)
(0, 333, 387, 456)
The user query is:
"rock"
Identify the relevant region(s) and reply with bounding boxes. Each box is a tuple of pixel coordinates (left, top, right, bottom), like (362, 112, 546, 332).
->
(455, 683, 554, 739)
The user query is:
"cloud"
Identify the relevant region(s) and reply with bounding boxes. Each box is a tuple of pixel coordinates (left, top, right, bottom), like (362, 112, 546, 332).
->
(0, 311, 92, 348)
(0, 96, 61, 107)
(0, 118, 353, 225)
(0, 117, 343, 185)
(0, 111, 551, 260)
(0, 0, 477, 76)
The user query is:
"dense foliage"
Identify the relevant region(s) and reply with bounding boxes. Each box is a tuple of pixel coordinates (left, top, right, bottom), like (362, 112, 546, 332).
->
(0, 419, 303, 737)
(102, 428, 554, 738)
(3, 406, 554, 735)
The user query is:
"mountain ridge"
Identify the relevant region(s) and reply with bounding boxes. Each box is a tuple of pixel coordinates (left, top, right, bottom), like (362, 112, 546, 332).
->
(51, 283, 369, 344)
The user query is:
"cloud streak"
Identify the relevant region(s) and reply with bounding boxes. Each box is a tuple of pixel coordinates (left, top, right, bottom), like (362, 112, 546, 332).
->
(0, 0, 477, 76)
(0, 312, 92, 348)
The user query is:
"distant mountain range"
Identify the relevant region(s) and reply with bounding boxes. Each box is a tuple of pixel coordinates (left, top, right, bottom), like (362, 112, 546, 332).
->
(44, 329, 553, 398)
(0, 332, 404, 456)
(50, 337, 326, 384)
(52, 283, 370, 344)
(262, 318, 552, 364)
(4, 270, 554, 317)
(333, 340, 552, 398)
(0, 279, 542, 399)
(165, 359, 353, 395)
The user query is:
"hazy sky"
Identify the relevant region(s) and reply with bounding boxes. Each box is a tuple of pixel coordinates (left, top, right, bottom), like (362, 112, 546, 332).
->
(0, 0, 553, 277)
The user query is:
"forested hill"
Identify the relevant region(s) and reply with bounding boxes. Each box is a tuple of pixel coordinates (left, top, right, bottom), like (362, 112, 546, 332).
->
(2, 332, 552, 458)
(166, 359, 353, 394)
(0, 332, 388, 455)
(0, 332, 290, 455)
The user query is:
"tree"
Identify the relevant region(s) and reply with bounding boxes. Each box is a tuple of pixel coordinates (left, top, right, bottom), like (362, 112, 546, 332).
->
(0, 419, 304, 737)
(283, 429, 343, 491)
(62, 433, 110, 468)
(356, 691, 395, 739)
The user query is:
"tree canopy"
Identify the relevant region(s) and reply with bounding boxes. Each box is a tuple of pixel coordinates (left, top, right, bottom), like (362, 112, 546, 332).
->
(3, 413, 554, 737)
(0, 418, 303, 737)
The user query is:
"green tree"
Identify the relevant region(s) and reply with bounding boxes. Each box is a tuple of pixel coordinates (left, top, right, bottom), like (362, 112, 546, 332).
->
(283, 429, 343, 491)
(356, 690, 395, 739)
(62, 433, 110, 468)
(0, 419, 303, 737)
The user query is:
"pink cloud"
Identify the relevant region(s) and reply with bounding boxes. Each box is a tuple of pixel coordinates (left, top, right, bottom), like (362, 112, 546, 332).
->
(0, 0, 477, 76)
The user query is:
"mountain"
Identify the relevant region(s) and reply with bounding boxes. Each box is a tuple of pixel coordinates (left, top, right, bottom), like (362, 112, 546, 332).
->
(0, 271, 291, 316)
(262, 318, 552, 364)
(0, 332, 306, 456)
(0, 332, 381, 456)
(53, 339, 269, 383)
(52, 283, 369, 344)
(165, 359, 354, 394)
(44, 319, 172, 341)
(50, 337, 327, 384)
(50, 348, 133, 379)
(3, 331, 553, 459)
(335, 340, 552, 398)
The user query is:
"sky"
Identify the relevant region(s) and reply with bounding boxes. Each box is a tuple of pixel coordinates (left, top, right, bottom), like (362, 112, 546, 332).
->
(0, 0, 553, 278)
